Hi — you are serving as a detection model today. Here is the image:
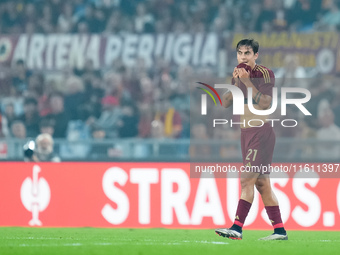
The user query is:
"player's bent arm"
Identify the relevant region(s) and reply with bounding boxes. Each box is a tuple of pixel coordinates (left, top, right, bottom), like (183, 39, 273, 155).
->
(223, 78, 239, 108)
(255, 93, 272, 110)
(242, 80, 272, 110)
(222, 91, 233, 108)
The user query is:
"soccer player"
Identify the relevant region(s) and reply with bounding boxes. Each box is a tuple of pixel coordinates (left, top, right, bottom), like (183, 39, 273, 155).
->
(215, 39, 288, 240)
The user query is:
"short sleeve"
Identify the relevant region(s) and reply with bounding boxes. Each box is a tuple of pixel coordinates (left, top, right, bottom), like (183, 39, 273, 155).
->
(257, 69, 275, 96)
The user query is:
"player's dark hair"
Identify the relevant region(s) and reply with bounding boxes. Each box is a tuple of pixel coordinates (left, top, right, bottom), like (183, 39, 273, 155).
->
(236, 39, 259, 54)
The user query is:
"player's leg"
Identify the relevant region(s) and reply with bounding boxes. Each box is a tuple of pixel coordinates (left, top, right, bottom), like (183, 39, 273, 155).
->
(216, 126, 262, 240)
(215, 171, 259, 240)
(255, 175, 278, 205)
(232, 171, 260, 230)
(256, 175, 288, 240)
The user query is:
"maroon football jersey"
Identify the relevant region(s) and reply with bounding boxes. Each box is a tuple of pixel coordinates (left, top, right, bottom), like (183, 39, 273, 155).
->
(232, 64, 275, 99)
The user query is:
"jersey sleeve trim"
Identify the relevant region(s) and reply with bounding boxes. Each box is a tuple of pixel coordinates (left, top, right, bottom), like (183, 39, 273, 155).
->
(256, 66, 271, 84)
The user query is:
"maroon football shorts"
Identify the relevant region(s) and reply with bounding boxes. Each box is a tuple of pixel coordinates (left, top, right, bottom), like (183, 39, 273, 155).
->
(240, 122, 275, 174)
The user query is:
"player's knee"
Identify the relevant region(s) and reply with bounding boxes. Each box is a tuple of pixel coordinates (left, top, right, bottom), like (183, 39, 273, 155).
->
(255, 179, 268, 194)
(255, 182, 265, 194)
(240, 178, 255, 190)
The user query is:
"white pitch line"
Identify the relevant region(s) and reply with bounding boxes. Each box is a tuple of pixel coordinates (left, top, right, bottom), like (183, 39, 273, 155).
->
(182, 240, 228, 245)
(16, 243, 114, 247)
(14, 242, 179, 247)
(6, 240, 229, 247)
(19, 243, 82, 247)
(131, 242, 181, 245)
(199, 241, 228, 245)
(63, 243, 82, 246)
(3, 237, 64, 240)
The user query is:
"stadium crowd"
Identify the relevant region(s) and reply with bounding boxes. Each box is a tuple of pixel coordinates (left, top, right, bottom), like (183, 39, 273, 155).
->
(1, 0, 340, 34)
(0, 0, 340, 160)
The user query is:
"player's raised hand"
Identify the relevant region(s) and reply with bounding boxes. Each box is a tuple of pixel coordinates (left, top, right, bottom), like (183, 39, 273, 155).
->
(233, 67, 239, 79)
(238, 68, 250, 85)
(233, 67, 240, 86)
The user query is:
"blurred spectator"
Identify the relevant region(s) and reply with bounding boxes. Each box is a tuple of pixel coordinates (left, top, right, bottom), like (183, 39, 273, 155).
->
(38, 4, 55, 33)
(26, 133, 61, 162)
(22, 3, 37, 27)
(169, 84, 190, 112)
(50, 0, 63, 25)
(213, 126, 241, 160)
(316, 100, 340, 159)
(76, 59, 101, 82)
(18, 97, 40, 138)
(38, 79, 57, 117)
(138, 105, 153, 138)
(134, 2, 154, 33)
(283, 0, 297, 9)
(154, 98, 182, 139)
(91, 125, 106, 140)
(118, 104, 139, 138)
(88, 125, 111, 160)
(73, 0, 88, 20)
(104, 10, 122, 34)
(305, 77, 335, 127)
(332, 84, 340, 127)
(151, 119, 164, 139)
(232, 1, 255, 32)
(89, 123, 129, 159)
(190, 123, 211, 158)
(272, 0, 289, 31)
(104, 72, 131, 104)
(1, 103, 16, 137)
(27, 73, 45, 99)
(1, 1, 22, 34)
(173, 1, 190, 25)
(45, 92, 70, 138)
(289, 0, 321, 31)
(12, 59, 31, 95)
(315, 0, 340, 31)
(24, 22, 37, 35)
(138, 76, 154, 106)
(75, 21, 90, 33)
(0, 113, 5, 138)
(76, 3, 105, 33)
(39, 118, 55, 136)
(11, 120, 26, 139)
(107, 144, 124, 158)
(9, 120, 26, 159)
(35, 133, 61, 162)
(61, 122, 91, 159)
(275, 54, 308, 88)
(275, 54, 307, 78)
(255, 0, 275, 32)
(212, 5, 233, 34)
(84, 75, 105, 119)
(148, 119, 179, 157)
(289, 119, 316, 158)
(93, 7, 106, 33)
(96, 95, 121, 138)
(57, 2, 76, 33)
(61, 104, 92, 159)
(64, 76, 86, 120)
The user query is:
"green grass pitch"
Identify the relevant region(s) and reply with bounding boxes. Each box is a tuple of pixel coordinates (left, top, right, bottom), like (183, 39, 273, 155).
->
(0, 227, 339, 255)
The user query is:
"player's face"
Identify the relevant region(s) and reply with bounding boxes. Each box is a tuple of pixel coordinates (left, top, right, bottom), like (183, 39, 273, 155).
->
(237, 46, 258, 69)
